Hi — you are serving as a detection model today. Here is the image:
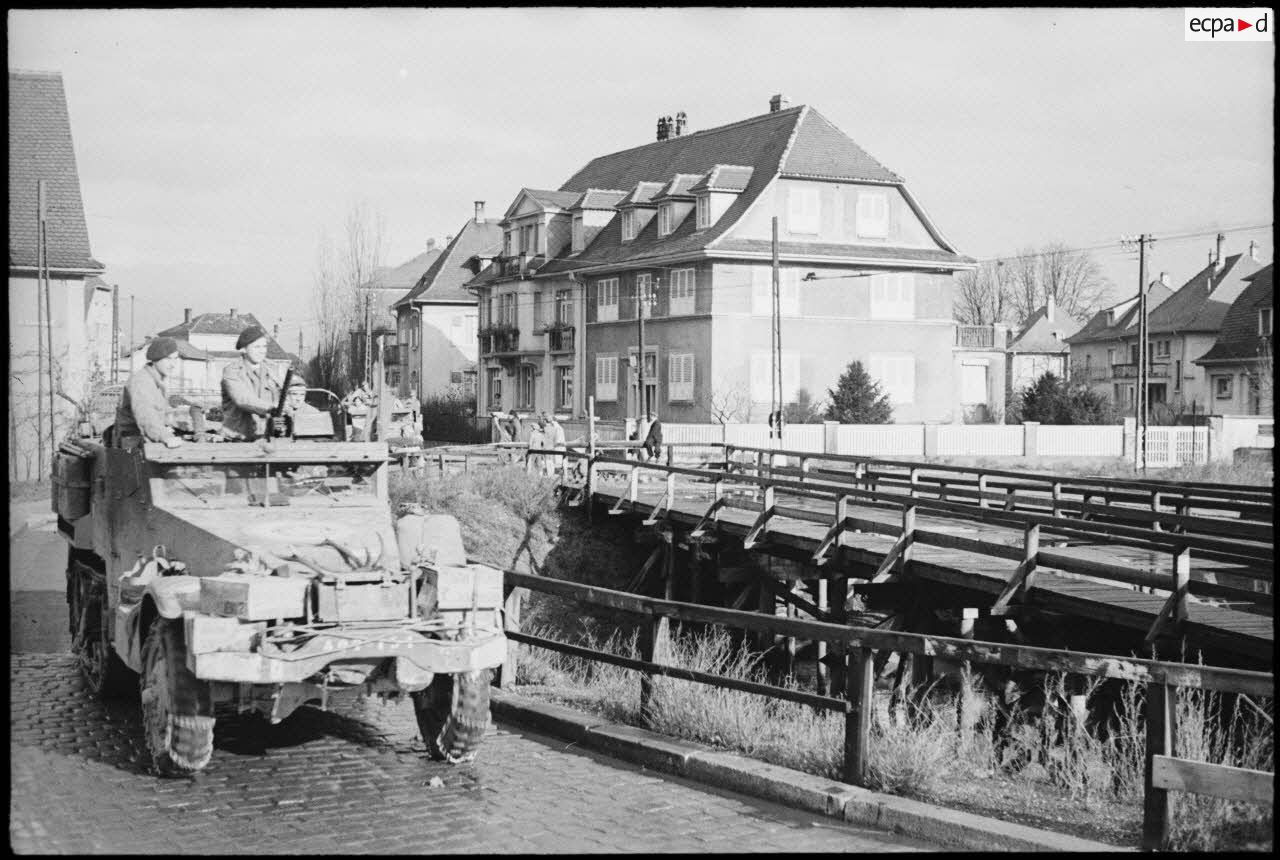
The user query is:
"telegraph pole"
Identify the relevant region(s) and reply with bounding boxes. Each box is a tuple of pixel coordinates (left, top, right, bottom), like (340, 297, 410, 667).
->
(1123, 233, 1155, 472)
(111, 284, 120, 384)
(130, 294, 136, 368)
(35, 180, 46, 477)
(770, 216, 784, 443)
(636, 276, 649, 422)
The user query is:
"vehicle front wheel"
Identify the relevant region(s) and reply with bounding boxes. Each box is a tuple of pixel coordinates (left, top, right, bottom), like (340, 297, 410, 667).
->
(412, 669, 491, 763)
(139, 616, 215, 777)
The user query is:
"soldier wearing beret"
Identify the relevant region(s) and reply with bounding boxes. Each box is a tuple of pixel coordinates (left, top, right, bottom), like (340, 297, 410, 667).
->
(221, 325, 281, 441)
(115, 337, 184, 448)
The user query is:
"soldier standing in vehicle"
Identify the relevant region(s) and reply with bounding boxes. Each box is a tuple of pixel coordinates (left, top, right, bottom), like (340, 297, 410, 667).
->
(221, 325, 281, 440)
(282, 373, 319, 416)
(115, 337, 185, 449)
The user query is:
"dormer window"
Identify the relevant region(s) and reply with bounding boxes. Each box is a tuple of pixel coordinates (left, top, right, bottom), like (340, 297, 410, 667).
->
(658, 205, 674, 237)
(856, 191, 889, 239)
(622, 210, 638, 242)
(1260, 307, 1273, 337)
(695, 196, 711, 229)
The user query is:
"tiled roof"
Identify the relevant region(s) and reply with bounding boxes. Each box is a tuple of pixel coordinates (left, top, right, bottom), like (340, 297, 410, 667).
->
(559, 107, 803, 194)
(1007, 305, 1071, 353)
(373, 247, 443, 292)
(1063, 283, 1175, 344)
(499, 104, 952, 280)
(523, 188, 581, 210)
(9, 70, 103, 271)
(652, 173, 703, 201)
(616, 181, 665, 208)
(155, 311, 292, 361)
(688, 165, 755, 193)
(571, 189, 628, 210)
(780, 108, 901, 183)
(394, 218, 502, 307)
(1147, 253, 1264, 334)
(1195, 264, 1273, 364)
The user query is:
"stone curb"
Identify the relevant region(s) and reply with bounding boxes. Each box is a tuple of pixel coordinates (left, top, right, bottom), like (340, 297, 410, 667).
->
(491, 690, 1130, 853)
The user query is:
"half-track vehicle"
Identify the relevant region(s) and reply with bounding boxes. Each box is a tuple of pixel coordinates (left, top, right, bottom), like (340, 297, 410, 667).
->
(53, 424, 506, 777)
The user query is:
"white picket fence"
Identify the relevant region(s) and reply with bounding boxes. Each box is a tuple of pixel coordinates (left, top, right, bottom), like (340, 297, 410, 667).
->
(1039, 425, 1126, 458)
(550, 419, 1259, 466)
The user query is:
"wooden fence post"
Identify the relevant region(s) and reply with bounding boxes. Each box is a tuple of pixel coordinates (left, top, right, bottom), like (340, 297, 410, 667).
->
(639, 532, 674, 726)
(843, 646, 875, 787)
(495, 586, 524, 689)
(1142, 681, 1176, 851)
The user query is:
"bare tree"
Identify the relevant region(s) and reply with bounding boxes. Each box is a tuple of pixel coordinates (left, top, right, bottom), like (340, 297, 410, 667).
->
(1007, 242, 1112, 329)
(957, 244, 1111, 331)
(700, 375, 751, 424)
(308, 202, 387, 395)
(954, 261, 1015, 326)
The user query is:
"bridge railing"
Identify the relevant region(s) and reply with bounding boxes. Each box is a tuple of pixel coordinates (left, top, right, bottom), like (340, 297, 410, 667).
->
(559, 451, 1272, 602)
(495, 569, 1274, 851)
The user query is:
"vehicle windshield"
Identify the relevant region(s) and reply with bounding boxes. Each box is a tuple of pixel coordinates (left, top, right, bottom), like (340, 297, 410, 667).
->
(154, 461, 380, 507)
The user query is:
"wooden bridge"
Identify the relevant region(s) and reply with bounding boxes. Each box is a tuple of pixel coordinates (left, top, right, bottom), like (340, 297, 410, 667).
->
(414, 439, 1274, 850)
(418, 440, 1273, 669)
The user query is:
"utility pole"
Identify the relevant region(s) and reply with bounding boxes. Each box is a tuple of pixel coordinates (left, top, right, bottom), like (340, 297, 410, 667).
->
(364, 291, 373, 389)
(111, 284, 120, 384)
(1123, 234, 1155, 472)
(35, 180, 46, 478)
(770, 216, 784, 444)
(636, 275, 649, 423)
(130, 294, 135, 368)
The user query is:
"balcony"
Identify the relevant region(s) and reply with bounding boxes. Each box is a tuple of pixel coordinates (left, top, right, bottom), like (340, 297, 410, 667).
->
(1111, 361, 1170, 380)
(955, 325, 1006, 350)
(479, 325, 520, 355)
(542, 323, 575, 353)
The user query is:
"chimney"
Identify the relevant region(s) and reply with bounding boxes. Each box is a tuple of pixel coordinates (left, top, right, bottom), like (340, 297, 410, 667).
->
(674, 111, 687, 137)
(273, 322, 280, 339)
(474, 200, 485, 224)
(1214, 232, 1225, 271)
(1159, 272, 1170, 287)
(1046, 294, 1055, 323)
(1249, 240, 1258, 261)
(184, 307, 192, 325)
(426, 238, 436, 251)
(769, 93, 790, 112)
(656, 116, 670, 141)
(229, 308, 237, 319)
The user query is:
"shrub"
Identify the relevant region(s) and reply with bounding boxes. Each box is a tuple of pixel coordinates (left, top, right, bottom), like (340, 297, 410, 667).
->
(420, 390, 486, 443)
(783, 388, 825, 424)
(1018, 372, 1116, 424)
(824, 360, 893, 424)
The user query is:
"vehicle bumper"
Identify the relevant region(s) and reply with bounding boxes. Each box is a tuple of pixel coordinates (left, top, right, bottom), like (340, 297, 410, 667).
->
(186, 615, 507, 683)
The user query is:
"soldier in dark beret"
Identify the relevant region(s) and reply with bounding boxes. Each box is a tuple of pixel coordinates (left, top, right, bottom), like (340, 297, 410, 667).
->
(220, 325, 281, 440)
(115, 337, 184, 448)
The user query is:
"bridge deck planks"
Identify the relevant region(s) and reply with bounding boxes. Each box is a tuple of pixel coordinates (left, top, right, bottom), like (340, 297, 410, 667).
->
(589, 478, 1272, 661)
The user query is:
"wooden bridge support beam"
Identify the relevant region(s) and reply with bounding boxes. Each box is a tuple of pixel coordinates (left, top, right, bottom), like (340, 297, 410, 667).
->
(815, 577, 830, 697)
(830, 574, 849, 697)
(843, 646, 875, 787)
(1142, 681, 1176, 851)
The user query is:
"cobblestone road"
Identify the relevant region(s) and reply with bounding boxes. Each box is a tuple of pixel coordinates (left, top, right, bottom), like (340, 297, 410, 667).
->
(10, 653, 936, 853)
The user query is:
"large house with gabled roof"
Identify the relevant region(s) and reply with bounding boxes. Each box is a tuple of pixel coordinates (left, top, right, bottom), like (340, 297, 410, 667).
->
(468, 95, 977, 424)
(1194, 262, 1274, 415)
(391, 204, 502, 400)
(9, 69, 108, 479)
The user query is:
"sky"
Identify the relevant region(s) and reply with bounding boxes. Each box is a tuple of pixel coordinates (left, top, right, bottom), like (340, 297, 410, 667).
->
(8, 7, 1274, 355)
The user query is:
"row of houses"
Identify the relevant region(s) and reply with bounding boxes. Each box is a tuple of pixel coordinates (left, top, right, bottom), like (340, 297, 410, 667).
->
(1066, 241, 1272, 417)
(383, 95, 1271, 425)
(387, 95, 1099, 426)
